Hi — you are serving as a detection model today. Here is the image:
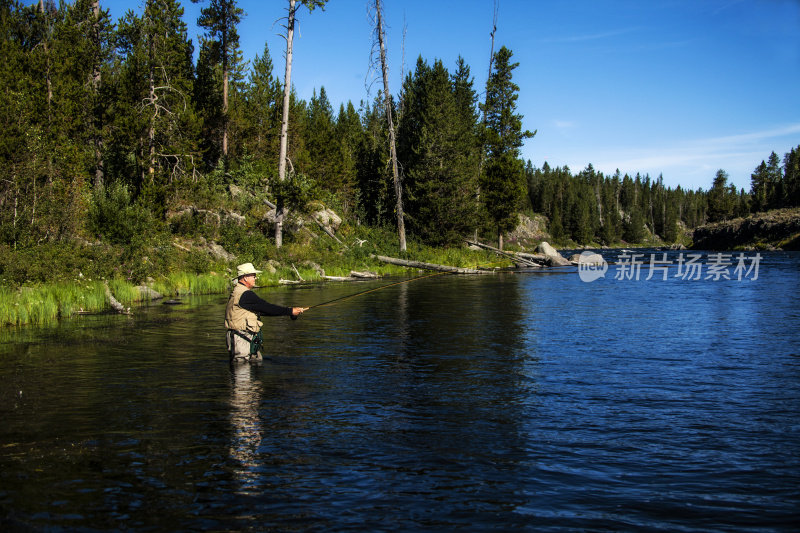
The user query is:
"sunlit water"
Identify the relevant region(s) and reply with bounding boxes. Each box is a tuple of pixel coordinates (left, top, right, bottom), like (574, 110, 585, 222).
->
(1, 250, 798, 531)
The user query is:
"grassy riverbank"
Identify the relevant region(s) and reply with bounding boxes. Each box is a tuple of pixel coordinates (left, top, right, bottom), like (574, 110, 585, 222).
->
(0, 227, 508, 327)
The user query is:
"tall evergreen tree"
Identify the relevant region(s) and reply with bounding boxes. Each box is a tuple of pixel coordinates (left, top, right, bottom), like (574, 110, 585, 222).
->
(305, 87, 338, 191)
(397, 57, 478, 245)
(750, 160, 769, 213)
(707, 169, 735, 222)
(241, 42, 281, 174)
(765, 151, 784, 209)
(356, 97, 392, 226)
(192, 0, 243, 164)
(784, 145, 800, 207)
(333, 101, 364, 213)
(113, 0, 199, 214)
(480, 46, 534, 249)
(0, 0, 36, 247)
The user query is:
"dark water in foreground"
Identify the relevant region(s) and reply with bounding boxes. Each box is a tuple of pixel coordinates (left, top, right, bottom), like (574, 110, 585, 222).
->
(1, 250, 799, 531)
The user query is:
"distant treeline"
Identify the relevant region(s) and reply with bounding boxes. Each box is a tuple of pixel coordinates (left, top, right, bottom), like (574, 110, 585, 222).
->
(1, 0, 798, 256)
(527, 142, 800, 244)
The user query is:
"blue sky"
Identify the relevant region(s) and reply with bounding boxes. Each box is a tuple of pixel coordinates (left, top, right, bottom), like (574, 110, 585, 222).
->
(101, 0, 800, 192)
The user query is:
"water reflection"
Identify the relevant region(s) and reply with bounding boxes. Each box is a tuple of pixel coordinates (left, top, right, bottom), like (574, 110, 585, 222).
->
(228, 363, 264, 494)
(2, 258, 799, 531)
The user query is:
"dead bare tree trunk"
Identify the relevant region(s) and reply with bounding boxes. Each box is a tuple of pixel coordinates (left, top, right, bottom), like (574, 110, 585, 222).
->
(476, 0, 499, 242)
(373, 255, 489, 274)
(222, 24, 229, 160)
(595, 177, 604, 228)
(91, 0, 104, 191)
(148, 58, 156, 182)
(38, 0, 54, 181)
(374, 0, 406, 252)
(275, 0, 297, 248)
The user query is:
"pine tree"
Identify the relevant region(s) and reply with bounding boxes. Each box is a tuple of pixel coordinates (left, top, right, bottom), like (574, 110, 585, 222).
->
(480, 46, 534, 249)
(707, 169, 735, 222)
(241, 42, 281, 174)
(356, 97, 392, 225)
(192, 0, 243, 164)
(305, 87, 338, 192)
(784, 145, 800, 207)
(750, 160, 768, 212)
(765, 151, 783, 209)
(0, 0, 35, 247)
(396, 58, 479, 245)
(333, 101, 365, 213)
(113, 0, 200, 214)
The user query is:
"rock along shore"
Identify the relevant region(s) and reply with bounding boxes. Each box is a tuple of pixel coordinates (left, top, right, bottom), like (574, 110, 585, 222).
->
(691, 208, 800, 250)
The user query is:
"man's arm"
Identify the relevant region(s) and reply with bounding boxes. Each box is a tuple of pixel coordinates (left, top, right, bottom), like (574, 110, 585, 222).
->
(239, 290, 292, 317)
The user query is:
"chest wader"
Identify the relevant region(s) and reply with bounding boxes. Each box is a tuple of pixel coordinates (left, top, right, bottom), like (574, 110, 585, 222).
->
(231, 329, 263, 356)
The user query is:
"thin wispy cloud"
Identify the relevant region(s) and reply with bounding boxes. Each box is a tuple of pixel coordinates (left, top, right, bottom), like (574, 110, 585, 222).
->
(553, 120, 576, 130)
(540, 27, 643, 44)
(699, 124, 800, 147)
(570, 123, 800, 188)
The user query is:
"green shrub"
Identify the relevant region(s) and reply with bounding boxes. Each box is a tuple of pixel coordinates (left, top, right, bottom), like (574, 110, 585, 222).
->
(88, 183, 161, 245)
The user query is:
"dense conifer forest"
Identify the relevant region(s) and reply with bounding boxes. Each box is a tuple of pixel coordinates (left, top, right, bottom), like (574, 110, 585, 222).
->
(2, 0, 799, 286)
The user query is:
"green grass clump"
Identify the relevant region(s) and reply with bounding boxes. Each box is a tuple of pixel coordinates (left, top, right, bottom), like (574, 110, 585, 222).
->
(152, 271, 230, 297)
(107, 279, 144, 306)
(191, 273, 230, 294)
(0, 285, 60, 325)
(0, 286, 15, 325)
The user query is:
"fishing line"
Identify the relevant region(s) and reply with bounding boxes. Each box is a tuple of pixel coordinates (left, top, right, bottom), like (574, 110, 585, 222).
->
(307, 270, 450, 311)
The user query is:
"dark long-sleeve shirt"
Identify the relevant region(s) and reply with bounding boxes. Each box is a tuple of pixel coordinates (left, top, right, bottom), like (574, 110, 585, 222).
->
(238, 290, 293, 317)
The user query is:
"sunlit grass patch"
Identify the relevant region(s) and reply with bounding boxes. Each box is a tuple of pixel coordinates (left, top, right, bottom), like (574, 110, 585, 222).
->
(107, 279, 143, 306)
(152, 271, 230, 296)
(191, 272, 229, 294)
(0, 286, 15, 325)
(0, 285, 60, 325)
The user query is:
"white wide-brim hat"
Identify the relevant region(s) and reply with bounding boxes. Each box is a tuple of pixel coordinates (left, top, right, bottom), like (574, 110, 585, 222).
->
(235, 262, 262, 278)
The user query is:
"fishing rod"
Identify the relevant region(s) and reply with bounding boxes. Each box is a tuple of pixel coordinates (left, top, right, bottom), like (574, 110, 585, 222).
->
(305, 270, 450, 311)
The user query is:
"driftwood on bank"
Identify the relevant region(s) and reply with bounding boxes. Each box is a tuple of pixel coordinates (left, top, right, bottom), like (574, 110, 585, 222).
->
(372, 255, 491, 274)
(465, 239, 544, 268)
(322, 271, 381, 282)
(103, 282, 131, 315)
(313, 216, 346, 246)
(135, 285, 163, 301)
(350, 270, 379, 279)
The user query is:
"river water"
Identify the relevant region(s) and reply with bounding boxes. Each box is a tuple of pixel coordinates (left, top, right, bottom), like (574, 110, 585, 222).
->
(1, 250, 798, 531)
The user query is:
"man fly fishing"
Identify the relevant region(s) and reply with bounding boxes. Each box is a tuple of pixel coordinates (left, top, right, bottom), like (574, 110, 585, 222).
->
(225, 262, 306, 364)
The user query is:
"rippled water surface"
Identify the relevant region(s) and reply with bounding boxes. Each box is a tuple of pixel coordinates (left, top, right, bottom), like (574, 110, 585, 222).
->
(1, 250, 799, 531)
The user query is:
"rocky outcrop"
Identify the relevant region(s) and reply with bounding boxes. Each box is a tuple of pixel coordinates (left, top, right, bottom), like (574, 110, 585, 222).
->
(506, 214, 550, 247)
(535, 241, 572, 266)
(692, 208, 800, 250)
(568, 252, 605, 265)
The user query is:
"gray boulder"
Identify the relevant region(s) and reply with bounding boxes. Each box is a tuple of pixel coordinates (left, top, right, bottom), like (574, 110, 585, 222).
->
(536, 241, 572, 266)
(569, 252, 605, 265)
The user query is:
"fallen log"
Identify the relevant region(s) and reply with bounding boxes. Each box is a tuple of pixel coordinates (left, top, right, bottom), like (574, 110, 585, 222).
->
(291, 263, 305, 281)
(465, 239, 542, 268)
(135, 285, 163, 301)
(372, 255, 491, 274)
(350, 270, 379, 279)
(103, 282, 131, 314)
(322, 275, 358, 281)
(321, 271, 379, 281)
(515, 251, 548, 265)
(313, 216, 346, 247)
